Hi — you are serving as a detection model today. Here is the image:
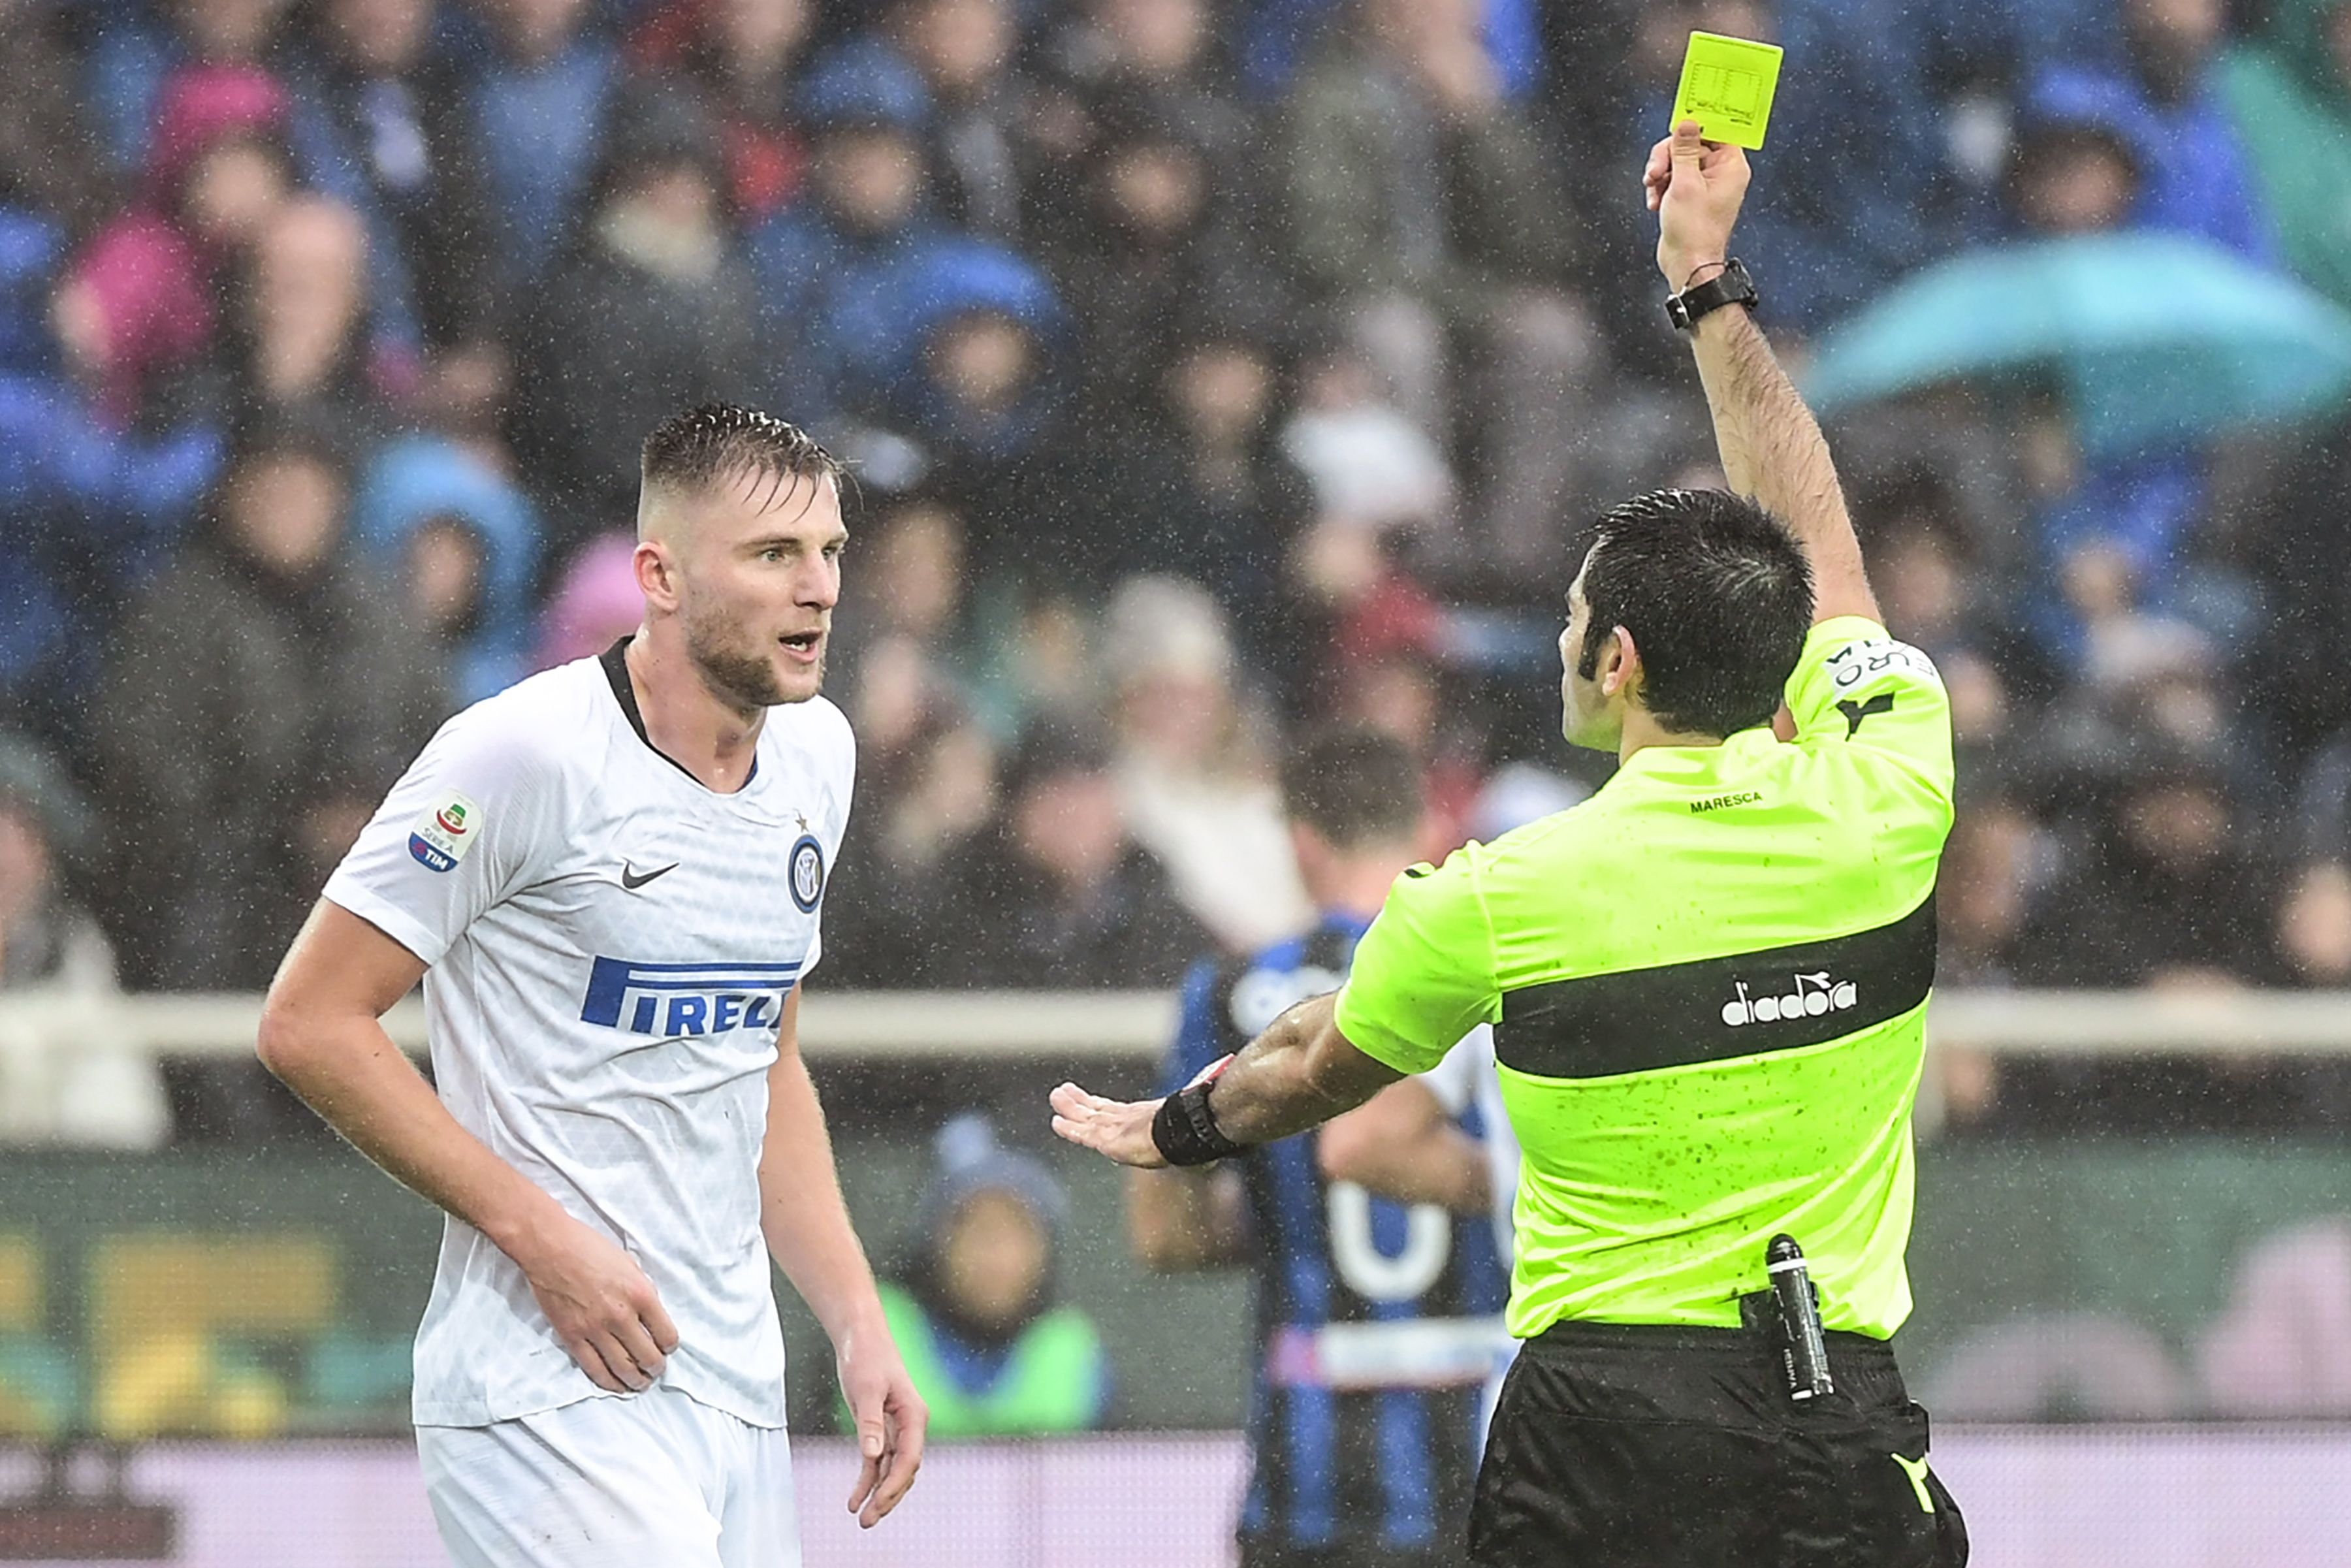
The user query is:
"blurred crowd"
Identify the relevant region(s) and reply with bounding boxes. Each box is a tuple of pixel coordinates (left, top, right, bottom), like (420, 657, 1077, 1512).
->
(3, 0, 2351, 1140)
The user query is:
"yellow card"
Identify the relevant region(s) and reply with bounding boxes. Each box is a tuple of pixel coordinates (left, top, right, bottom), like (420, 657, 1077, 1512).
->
(1672, 31, 1784, 150)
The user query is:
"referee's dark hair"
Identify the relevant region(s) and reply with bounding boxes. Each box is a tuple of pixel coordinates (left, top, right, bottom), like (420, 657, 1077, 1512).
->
(1577, 488, 1815, 737)
(641, 402, 844, 516)
(1280, 728, 1425, 850)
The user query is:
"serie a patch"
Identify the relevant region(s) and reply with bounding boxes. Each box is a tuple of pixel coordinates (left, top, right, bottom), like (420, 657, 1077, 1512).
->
(408, 792, 482, 873)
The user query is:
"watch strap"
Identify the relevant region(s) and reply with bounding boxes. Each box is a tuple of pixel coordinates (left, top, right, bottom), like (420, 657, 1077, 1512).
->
(1667, 258, 1759, 332)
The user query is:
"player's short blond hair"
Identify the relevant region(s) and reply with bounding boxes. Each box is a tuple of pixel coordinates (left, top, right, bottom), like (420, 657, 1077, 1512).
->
(637, 404, 844, 537)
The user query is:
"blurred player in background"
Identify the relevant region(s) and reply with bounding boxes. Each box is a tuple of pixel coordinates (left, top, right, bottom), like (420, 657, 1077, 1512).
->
(1395, 1025, 1520, 1436)
(1128, 727, 1507, 1568)
(257, 405, 925, 1566)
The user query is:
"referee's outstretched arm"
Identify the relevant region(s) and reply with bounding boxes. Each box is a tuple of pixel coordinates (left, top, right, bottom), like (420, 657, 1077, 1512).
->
(1053, 991, 1401, 1168)
(1647, 119, 1880, 628)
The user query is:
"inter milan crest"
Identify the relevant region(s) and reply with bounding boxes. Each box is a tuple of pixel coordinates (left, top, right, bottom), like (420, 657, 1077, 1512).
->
(788, 833, 825, 913)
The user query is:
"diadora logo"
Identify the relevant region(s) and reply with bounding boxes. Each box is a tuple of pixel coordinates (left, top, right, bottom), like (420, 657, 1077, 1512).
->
(580, 957, 803, 1035)
(1720, 970, 1858, 1027)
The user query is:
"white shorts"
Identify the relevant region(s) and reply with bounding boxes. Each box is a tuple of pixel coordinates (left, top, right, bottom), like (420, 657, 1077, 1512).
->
(417, 1388, 798, 1568)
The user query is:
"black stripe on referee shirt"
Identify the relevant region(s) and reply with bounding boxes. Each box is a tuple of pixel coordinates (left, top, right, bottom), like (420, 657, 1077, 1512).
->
(1493, 896, 1937, 1081)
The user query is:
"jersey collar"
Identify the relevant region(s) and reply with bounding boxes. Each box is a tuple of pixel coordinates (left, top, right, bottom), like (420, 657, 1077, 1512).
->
(1612, 725, 1776, 786)
(599, 638, 761, 791)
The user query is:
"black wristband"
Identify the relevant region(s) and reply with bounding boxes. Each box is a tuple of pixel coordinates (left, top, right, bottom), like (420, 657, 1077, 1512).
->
(1151, 1080, 1247, 1167)
(1665, 256, 1759, 332)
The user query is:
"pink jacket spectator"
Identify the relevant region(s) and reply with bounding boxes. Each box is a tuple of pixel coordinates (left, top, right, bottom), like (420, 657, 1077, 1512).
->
(536, 535, 645, 669)
(65, 65, 291, 423)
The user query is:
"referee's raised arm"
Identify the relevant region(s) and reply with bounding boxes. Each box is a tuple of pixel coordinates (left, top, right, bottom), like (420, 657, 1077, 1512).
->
(1647, 120, 1881, 627)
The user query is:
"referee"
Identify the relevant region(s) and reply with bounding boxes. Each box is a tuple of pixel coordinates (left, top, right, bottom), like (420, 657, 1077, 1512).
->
(1052, 121, 1968, 1567)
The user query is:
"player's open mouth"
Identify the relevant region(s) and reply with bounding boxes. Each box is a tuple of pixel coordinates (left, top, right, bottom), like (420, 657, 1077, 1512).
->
(779, 631, 822, 664)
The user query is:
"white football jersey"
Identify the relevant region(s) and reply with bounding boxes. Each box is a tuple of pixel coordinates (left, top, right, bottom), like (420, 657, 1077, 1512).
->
(323, 645, 854, 1430)
(1418, 1026, 1519, 1270)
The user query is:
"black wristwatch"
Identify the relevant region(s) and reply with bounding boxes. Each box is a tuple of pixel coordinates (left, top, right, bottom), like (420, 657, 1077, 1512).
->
(1665, 259, 1759, 332)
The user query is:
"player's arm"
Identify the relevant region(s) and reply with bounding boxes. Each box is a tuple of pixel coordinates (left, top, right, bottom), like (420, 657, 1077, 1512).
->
(257, 901, 679, 1395)
(759, 987, 924, 1528)
(1317, 1080, 1491, 1214)
(1646, 120, 1879, 626)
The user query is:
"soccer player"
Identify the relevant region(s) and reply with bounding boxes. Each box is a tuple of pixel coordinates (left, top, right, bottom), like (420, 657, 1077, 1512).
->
(1128, 728, 1506, 1568)
(1052, 123, 1969, 1566)
(257, 406, 925, 1565)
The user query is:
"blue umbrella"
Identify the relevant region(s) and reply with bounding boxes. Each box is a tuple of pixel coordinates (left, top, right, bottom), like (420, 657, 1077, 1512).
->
(1800, 232, 2351, 455)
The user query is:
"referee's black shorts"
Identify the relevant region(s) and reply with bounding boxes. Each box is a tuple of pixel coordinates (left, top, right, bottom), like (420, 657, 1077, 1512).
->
(1469, 1317, 1968, 1567)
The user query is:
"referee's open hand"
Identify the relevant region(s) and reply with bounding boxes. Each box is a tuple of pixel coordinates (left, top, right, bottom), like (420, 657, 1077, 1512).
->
(1050, 1083, 1168, 1168)
(1645, 118, 1752, 290)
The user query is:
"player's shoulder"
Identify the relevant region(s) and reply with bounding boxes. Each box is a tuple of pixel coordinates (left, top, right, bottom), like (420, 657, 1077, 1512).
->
(1187, 937, 1283, 1023)
(1223, 929, 1348, 1040)
(764, 692, 856, 774)
(432, 660, 613, 780)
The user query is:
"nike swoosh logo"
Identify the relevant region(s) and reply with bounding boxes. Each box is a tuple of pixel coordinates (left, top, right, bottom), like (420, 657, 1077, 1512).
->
(620, 861, 679, 891)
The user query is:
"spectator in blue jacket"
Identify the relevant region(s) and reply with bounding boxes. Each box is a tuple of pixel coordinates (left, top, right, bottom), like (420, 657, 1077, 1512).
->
(350, 434, 544, 703)
(0, 363, 221, 596)
(461, 0, 620, 289)
(0, 208, 221, 744)
(882, 240, 1068, 460)
(748, 39, 956, 425)
(2023, 0, 2277, 262)
(874, 240, 1070, 574)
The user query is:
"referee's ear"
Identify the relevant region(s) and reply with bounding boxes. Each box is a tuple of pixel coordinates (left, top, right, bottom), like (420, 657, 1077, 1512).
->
(1597, 625, 1642, 702)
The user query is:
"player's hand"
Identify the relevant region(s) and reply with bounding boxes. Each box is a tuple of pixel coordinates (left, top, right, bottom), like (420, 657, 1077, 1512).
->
(1646, 118, 1751, 289)
(837, 1314, 926, 1528)
(511, 1208, 680, 1394)
(1049, 1083, 1168, 1168)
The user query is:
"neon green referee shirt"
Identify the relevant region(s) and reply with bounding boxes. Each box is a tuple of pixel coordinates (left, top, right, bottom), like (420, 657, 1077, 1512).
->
(1334, 616, 1954, 1341)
